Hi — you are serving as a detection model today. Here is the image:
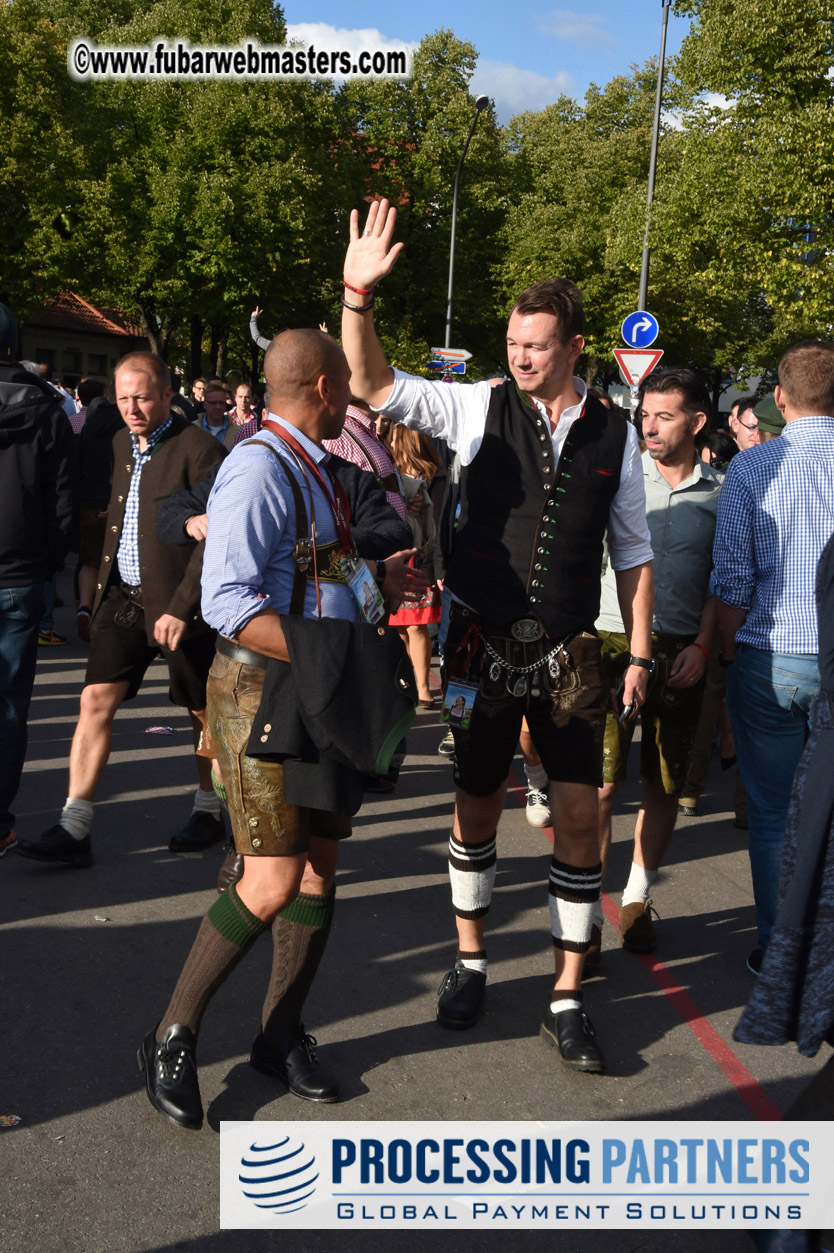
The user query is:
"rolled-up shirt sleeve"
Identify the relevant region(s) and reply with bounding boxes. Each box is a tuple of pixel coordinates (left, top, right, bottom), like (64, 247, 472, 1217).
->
(712, 460, 755, 609)
(375, 369, 492, 466)
(607, 423, 653, 570)
(201, 446, 290, 636)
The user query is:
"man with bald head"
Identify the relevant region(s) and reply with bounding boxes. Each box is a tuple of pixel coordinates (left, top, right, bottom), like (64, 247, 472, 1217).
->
(139, 328, 399, 1130)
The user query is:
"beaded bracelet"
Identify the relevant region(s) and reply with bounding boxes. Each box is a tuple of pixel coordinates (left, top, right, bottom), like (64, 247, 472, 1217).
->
(340, 295, 375, 312)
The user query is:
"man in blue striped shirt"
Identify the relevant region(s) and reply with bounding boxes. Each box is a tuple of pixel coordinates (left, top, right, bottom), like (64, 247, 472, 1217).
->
(713, 340, 834, 972)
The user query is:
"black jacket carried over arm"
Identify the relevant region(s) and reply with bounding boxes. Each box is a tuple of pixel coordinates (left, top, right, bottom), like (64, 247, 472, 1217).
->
(246, 616, 417, 815)
(0, 362, 78, 584)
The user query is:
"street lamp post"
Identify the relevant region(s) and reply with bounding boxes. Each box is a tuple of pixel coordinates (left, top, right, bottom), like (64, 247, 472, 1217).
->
(637, 0, 672, 312)
(444, 94, 490, 349)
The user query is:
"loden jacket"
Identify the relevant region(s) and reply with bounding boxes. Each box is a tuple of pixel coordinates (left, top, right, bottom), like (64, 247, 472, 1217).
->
(93, 414, 225, 642)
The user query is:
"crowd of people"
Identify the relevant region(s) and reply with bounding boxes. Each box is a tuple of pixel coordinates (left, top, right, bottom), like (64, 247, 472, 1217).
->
(1, 202, 833, 1248)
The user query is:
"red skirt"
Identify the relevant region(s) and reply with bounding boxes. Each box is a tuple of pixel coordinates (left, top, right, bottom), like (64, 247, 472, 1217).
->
(389, 583, 441, 627)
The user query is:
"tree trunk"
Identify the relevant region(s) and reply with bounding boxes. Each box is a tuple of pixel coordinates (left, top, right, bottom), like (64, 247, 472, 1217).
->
(134, 297, 172, 360)
(711, 373, 723, 417)
(135, 299, 163, 357)
(209, 324, 221, 378)
(215, 330, 228, 380)
(584, 354, 600, 387)
(190, 315, 202, 382)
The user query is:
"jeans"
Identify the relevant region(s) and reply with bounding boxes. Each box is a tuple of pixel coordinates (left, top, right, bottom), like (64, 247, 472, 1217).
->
(726, 645, 819, 950)
(0, 584, 44, 835)
(40, 575, 56, 632)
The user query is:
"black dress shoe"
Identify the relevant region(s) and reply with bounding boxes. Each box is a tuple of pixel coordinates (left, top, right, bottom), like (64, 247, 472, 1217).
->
(169, 811, 226, 853)
(436, 961, 486, 1030)
(137, 1023, 203, 1130)
(17, 824, 93, 867)
(250, 1027, 339, 1103)
(540, 1005, 606, 1073)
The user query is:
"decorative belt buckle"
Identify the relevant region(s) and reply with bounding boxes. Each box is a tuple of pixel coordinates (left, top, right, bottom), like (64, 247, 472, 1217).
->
(511, 618, 544, 643)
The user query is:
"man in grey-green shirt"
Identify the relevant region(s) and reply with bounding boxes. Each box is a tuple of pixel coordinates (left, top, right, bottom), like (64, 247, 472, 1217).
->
(595, 368, 723, 957)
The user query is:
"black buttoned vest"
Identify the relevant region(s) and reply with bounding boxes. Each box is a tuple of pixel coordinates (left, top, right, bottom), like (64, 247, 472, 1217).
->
(446, 385, 628, 637)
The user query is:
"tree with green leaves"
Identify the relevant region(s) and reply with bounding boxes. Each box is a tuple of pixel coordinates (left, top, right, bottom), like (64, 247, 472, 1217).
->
(1, 0, 357, 374)
(667, 0, 834, 378)
(498, 66, 671, 384)
(338, 30, 507, 377)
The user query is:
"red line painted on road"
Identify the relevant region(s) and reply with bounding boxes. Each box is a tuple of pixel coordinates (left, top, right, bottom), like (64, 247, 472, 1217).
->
(597, 894, 782, 1121)
(507, 764, 783, 1121)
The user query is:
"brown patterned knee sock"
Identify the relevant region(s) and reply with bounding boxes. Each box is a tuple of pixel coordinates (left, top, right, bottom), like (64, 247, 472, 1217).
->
(157, 884, 268, 1041)
(260, 889, 335, 1049)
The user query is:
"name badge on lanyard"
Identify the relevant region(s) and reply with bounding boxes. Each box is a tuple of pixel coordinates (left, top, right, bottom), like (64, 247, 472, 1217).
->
(342, 554, 385, 624)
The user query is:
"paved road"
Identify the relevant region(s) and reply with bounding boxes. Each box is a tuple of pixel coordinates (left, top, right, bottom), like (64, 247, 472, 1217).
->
(1, 580, 822, 1251)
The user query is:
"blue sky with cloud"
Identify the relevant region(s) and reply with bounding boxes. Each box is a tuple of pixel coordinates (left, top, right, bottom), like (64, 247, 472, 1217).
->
(281, 2, 689, 122)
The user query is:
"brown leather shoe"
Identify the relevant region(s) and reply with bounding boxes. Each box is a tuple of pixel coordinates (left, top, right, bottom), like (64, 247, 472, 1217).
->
(619, 899, 657, 953)
(582, 924, 603, 978)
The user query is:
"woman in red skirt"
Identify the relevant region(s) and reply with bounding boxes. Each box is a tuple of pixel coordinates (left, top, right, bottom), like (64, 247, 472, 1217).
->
(383, 425, 445, 708)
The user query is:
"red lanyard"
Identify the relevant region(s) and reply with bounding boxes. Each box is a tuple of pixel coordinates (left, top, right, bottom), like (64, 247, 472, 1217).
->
(262, 420, 354, 553)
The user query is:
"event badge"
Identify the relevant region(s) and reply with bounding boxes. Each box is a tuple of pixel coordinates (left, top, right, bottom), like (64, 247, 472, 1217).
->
(442, 679, 478, 730)
(343, 556, 385, 625)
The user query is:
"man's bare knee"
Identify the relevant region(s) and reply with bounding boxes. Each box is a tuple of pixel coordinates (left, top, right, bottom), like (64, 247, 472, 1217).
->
(552, 782, 599, 843)
(78, 682, 125, 723)
(302, 838, 340, 894)
(454, 785, 505, 843)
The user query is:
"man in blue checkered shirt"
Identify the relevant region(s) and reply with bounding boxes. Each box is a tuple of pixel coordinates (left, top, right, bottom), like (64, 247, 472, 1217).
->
(713, 339, 834, 973)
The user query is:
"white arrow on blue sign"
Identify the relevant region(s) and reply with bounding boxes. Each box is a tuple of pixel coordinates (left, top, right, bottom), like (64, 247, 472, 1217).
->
(621, 311, 659, 349)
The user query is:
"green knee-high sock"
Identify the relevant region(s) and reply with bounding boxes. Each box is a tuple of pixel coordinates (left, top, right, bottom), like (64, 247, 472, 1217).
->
(157, 885, 268, 1041)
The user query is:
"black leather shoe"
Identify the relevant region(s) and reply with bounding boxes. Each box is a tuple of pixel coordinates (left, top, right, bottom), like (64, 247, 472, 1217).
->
(436, 961, 486, 1030)
(540, 1005, 607, 1073)
(250, 1027, 339, 1103)
(137, 1023, 203, 1130)
(169, 811, 226, 853)
(17, 824, 92, 867)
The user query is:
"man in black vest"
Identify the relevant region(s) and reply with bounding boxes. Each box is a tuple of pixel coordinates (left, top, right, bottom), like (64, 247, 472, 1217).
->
(341, 200, 654, 1073)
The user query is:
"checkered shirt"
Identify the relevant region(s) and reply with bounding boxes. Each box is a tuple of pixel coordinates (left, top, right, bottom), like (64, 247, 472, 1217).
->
(117, 416, 174, 586)
(713, 416, 834, 653)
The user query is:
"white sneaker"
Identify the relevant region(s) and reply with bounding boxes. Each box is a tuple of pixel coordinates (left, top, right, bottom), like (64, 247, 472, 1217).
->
(525, 787, 551, 828)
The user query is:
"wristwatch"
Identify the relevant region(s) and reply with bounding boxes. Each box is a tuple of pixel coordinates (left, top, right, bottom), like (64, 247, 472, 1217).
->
(374, 559, 387, 588)
(628, 654, 656, 674)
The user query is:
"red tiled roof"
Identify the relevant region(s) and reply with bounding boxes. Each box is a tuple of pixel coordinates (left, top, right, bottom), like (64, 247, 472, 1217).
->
(26, 292, 141, 337)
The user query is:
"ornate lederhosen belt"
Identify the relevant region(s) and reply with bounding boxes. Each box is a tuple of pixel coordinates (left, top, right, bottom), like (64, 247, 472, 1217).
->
(448, 602, 580, 700)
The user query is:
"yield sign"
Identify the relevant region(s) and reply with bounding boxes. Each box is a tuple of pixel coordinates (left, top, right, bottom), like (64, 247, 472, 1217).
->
(613, 347, 664, 388)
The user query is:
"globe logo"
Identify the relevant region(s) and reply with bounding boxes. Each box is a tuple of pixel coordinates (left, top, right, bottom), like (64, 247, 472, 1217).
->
(239, 1135, 319, 1215)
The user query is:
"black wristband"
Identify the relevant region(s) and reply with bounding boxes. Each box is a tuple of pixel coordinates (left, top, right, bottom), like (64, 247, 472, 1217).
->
(340, 295, 375, 312)
(374, 559, 387, 587)
(628, 654, 656, 674)
(718, 652, 734, 668)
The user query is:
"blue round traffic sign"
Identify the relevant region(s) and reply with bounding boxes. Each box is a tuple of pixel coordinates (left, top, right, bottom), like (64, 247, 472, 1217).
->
(621, 311, 659, 348)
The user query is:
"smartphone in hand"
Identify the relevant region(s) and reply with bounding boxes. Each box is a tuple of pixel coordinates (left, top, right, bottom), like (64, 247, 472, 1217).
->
(615, 677, 638, 726)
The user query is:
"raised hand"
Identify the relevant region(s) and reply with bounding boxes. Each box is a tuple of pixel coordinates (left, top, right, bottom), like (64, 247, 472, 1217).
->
(344, 198, 405, 293)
